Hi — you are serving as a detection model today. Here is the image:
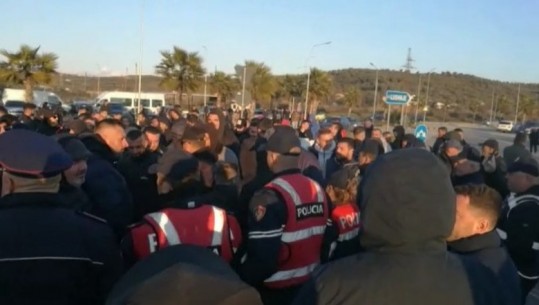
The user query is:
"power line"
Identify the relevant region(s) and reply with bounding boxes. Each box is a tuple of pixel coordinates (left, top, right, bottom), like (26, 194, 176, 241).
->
(402, 48, 415, 72)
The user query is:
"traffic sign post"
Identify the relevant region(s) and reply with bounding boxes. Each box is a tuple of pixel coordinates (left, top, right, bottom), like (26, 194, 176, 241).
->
(414, 124, 428, 143)
(384, 90, 412, 130)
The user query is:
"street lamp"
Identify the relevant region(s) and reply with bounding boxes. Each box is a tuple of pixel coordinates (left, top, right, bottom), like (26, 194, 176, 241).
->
(370, 62, 379, 121)
(423, 68, 435, 122)
(304, 41, 331, 118)
(137, 0, 144, 113)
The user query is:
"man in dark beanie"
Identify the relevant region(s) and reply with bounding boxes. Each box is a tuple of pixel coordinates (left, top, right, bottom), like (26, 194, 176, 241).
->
(480, 139, 509, 198)
(294, 148, 504, 305)
(56, 135, 93, 211)
(498, 157, 539, 298)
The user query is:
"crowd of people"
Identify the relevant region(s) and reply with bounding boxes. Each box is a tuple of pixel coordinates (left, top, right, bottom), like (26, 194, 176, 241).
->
(0, 101, 538, 305)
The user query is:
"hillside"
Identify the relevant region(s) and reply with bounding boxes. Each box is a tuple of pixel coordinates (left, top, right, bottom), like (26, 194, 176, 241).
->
(13, 68, 539, 122)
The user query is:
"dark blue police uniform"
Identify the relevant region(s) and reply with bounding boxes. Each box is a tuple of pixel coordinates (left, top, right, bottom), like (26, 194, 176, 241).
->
(0, 130, 123, 305)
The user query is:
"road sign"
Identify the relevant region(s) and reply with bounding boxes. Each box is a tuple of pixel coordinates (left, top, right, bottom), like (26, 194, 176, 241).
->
(414, 124, 428, 143)
(384, 90, 411, 105)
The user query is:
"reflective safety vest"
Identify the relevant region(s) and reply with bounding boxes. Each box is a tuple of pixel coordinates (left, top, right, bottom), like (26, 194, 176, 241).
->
(331, 203, 360, 242)
(141, 205, 238, 262)
(263, 173, 329, 289)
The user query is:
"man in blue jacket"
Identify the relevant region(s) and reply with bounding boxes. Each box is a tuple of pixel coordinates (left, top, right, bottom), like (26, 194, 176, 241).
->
(448, 184, 521, 305)
(82, 119, 133, 238)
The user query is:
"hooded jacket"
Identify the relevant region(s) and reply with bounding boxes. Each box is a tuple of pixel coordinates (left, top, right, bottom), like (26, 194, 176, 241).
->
(208, 110, 240, 157)
(108, 245, 262, 305)
(481, 154, 509, 198)
(293, 149, 504, 305)
(309, 141, 336, 179)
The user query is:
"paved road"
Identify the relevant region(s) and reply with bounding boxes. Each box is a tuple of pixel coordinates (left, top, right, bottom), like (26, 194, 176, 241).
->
(419, 122, 538, 160)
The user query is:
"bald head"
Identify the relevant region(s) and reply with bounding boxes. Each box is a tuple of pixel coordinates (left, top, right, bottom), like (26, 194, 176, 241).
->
(96, 119, 128, 154)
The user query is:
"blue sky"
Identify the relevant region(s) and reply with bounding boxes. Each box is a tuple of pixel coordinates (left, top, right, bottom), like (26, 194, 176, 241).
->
(1, 0, 537, 82)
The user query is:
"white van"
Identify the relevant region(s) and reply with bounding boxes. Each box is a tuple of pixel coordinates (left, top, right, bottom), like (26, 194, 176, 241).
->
(1, 88, 63, 108)
(95, 91, 166, 114)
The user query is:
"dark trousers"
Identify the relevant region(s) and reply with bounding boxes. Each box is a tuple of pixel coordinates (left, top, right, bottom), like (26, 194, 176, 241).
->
(531, 143, 538, 153)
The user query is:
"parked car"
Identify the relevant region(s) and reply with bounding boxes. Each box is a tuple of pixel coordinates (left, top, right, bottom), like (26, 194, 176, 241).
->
(322, 116, 353, 130)
(515, 121, 539, 134)
(496, 120, 514, 133)
(4, 100, 25, 116)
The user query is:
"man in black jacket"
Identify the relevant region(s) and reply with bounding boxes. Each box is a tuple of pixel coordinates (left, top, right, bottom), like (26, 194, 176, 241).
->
(448, 184, 521, 305)
(82, 119, 133, 238)
(293, 148, 504, 305)
(480, 139, 509, 198)
(432, 126, 447, 154)
(0, 129, 123, 304)
(117, 129, 159, 222)
(498, 158, 539, 297)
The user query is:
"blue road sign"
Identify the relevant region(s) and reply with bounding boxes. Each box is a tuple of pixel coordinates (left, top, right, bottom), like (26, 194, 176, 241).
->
(415, 124, 428, 143)
(384, 90, 411, 105)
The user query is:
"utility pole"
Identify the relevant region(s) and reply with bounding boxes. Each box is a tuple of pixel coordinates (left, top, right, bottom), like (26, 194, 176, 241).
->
(137, 0, 144, 113)
(514, 84, 521, 124)
(370, 62, 379, 121)
(241, 66, 247, 111)
(423, 68, 435, 122)
(489, 87, 495, 123)
(414, 74, 422, 124)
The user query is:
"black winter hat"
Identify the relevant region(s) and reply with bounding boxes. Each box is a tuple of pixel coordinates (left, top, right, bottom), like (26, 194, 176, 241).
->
(508, 158, 539, 177)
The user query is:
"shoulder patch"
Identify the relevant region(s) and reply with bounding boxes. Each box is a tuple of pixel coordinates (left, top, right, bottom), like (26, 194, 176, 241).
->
(77, 211, 107, 223)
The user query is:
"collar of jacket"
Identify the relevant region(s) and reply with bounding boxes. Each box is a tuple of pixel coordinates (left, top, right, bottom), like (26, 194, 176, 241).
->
(83, 134, 117, 163)
(447, 230, 501, 254)
(272, 168, 302, 179)
(0, 192, 68, 209)
(516, 184, 539, 197)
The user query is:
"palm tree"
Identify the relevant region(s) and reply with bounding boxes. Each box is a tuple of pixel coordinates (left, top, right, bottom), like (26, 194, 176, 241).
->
(280, 74, 305, 102)
(245, 60, 276, 110)
(155, 46, 205, 106)
(0, 45, 58, 103)
(307, 68, 332, 114)
(343, 86, 361, 116)
(209, 71, 240, 107)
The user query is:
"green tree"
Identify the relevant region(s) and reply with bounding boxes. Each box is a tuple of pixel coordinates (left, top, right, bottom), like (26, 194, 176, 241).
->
(307, 68, 332, 113)
(245, 60, 276, 108)
(209, 71, 240, 107)
(0, 45, 58, 102)
(155, 46, 205, 105)
(518, 96, 536, 123)
(280, 74, 305, 100)
(343, 86, 361, 116)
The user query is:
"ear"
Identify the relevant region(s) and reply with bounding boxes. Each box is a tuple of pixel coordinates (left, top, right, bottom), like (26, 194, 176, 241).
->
(475, 218, 491, 235)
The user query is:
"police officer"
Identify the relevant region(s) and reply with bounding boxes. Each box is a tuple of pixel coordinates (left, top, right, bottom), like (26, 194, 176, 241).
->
(497, 158, 539, 298)
(238, 125, 333, 305)
(122, 150, 242, 267)
(325, 168, 361, 261)
(0, 129, 123, 305)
